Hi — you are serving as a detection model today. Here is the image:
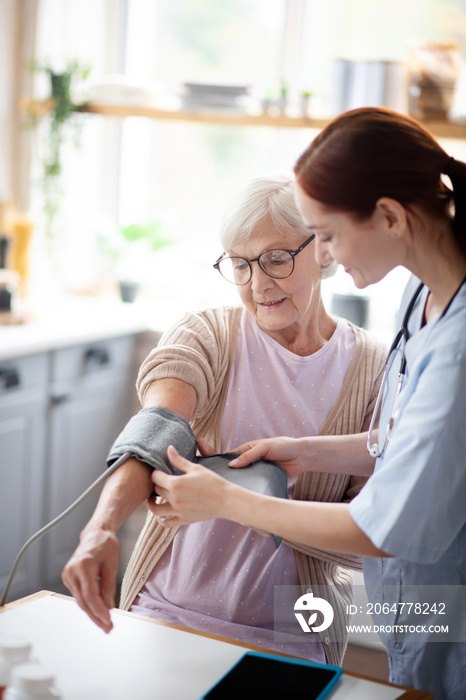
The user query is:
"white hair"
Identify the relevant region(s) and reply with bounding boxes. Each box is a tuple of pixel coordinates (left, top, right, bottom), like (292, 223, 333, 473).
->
(219, 173, 337, 279)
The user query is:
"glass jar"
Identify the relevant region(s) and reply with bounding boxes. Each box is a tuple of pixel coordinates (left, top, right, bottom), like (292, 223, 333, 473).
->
(4, 664, 61, 700)
(408, 40, 462, 120)
(0, 637, 32, 698)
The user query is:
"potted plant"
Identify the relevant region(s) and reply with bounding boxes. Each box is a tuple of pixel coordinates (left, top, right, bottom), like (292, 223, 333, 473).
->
(278, 79, 289, 113)
(100, 219, 174, 303)
(300, 90, 313, 117)
(26, 59, 91, 243)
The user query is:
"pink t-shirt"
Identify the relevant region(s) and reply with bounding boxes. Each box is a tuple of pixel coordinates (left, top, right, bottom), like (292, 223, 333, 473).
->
(132, 310, 355, 661)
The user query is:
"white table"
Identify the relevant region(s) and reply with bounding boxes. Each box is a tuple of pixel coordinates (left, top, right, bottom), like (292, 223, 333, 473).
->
(0, 592, 431, 700)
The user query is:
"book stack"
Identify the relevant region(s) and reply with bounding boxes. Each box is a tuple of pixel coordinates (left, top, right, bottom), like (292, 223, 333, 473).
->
(330, 59, 408, 116)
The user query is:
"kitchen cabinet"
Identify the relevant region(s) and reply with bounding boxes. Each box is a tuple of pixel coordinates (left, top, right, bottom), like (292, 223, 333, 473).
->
(0, 353, 49, 601)
(0, 332, 140, 601)
(43, 335, 136, 587)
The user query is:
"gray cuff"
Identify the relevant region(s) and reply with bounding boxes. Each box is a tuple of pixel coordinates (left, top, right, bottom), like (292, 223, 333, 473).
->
(107, 406, 197, 475)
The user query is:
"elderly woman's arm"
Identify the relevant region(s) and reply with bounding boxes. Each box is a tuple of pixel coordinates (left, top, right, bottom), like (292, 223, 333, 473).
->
(61, 378, 196, 634)
(150, 447, 389, 558)
(64, 308, 236, 631)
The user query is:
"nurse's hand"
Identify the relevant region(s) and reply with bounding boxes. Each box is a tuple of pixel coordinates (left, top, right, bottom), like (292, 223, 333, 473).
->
(149, 446, 242, 526)
(228, 436, 306, 478)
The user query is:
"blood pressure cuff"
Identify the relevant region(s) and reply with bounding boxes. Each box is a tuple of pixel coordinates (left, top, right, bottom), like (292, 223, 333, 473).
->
(107, 406, 197, 474)
(107, 406, 287, 547)
(196, 453, 287, 549)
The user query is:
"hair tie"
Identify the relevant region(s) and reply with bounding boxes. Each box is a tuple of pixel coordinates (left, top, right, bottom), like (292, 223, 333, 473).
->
(444, 156, 455, 177)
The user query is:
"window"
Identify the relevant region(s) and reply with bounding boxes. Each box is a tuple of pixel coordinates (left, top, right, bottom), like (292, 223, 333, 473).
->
(118, 0, 300, 317)
(25, 0, 466, 337)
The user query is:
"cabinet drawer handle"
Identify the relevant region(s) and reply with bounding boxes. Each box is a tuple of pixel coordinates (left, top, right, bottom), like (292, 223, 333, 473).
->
(85, 347, 110, 366)
(50, 393, 70, 405)
(0, 367, 20, 389)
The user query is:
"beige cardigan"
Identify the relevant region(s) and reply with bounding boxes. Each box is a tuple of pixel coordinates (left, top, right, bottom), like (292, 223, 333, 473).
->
(120, 306, 387, 665)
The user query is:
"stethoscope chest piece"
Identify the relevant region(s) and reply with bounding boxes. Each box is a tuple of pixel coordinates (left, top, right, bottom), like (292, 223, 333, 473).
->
(369, 444, 380, 458)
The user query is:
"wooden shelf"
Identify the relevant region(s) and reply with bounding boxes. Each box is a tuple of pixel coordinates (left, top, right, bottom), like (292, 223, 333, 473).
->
(21, 98, 328, 130)
(21, 98, 466, 139)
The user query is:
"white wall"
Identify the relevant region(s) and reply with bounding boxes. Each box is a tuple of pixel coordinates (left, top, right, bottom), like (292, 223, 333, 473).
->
(0, 0, 16, 202)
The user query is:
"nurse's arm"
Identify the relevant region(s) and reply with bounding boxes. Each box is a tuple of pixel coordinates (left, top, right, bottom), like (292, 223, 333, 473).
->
(227, 495, 390, 558)
(152, 447, 390, 558)
(229, 431, 377, 478)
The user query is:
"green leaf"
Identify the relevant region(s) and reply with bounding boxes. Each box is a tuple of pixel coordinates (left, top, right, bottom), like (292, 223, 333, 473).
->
(120, 221, 173, 252)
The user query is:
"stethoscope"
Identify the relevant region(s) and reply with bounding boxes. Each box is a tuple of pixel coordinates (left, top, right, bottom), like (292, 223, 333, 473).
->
(366, 281, 424, 458)
(367, 275, 466, 458)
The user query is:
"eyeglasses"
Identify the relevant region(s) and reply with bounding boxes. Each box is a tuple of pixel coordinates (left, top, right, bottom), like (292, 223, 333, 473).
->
(213, 234, 315, 285)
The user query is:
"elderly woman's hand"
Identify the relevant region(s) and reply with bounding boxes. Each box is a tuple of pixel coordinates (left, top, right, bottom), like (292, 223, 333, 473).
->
(148, 446, 244, 526)
(196, 437, 216, 456)
(228, 436, 306, 478)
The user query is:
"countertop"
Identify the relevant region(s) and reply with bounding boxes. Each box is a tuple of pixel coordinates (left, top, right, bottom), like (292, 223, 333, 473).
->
(1, 592, 427, 700)
(0, 296, 154, 361)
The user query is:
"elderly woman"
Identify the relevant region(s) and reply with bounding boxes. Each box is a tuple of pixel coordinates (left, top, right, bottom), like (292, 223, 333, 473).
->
(63, 174, 386, 666)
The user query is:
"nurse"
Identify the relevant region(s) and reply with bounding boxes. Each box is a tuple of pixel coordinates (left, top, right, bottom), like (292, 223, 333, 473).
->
(151, 108, 466, 700)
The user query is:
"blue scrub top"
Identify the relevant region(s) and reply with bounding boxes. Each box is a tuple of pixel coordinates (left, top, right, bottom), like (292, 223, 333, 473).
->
(349, 275, 466, 700)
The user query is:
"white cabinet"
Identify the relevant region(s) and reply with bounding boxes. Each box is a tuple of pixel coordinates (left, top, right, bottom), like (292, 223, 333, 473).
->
(43, 336, 136, 585)
(0, 353, 49, 600)
(0, 333, 139, 600)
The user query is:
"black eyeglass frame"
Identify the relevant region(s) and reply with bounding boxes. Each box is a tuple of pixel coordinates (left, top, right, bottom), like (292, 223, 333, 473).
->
(213, 233, 316, 285)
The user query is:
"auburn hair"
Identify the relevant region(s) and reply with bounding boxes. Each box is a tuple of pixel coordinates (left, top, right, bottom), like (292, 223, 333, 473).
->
(294, 107, 466, 255)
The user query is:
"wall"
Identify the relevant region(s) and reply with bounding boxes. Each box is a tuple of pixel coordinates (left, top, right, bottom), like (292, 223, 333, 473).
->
(0, 0, 39, 212)
(0, 0, 17, 203)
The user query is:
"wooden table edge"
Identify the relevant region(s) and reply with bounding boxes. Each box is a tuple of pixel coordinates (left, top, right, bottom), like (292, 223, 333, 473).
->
(0, 591, 432, 699)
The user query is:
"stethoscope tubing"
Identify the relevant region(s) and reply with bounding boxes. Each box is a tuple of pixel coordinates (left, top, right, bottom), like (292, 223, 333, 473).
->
(367, 274, 465, 459)
(366, 281, 424, 458)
